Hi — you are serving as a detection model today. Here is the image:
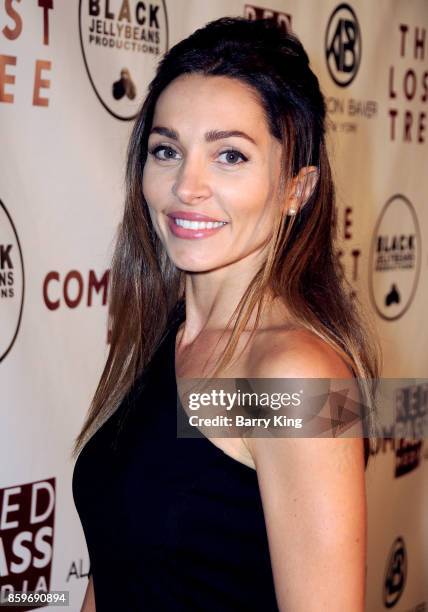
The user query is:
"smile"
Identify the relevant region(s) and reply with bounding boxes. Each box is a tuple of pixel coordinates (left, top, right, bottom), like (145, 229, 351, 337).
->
(167, 216, 228, 239)
(174, 219, 227, 230)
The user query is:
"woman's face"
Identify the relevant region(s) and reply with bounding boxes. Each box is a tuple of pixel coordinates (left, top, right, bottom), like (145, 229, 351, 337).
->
(143, 73, 284, 273)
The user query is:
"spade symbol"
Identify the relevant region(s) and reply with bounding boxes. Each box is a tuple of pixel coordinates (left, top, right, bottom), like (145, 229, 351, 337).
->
(385, 283, 400, 307)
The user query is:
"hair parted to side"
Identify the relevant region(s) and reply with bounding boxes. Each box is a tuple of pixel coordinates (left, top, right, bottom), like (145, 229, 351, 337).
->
(72, 16, 383, 467)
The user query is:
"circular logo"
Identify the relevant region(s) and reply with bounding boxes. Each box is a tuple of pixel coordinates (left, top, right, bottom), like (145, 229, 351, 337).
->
(383, 536, 407, 608)
(0, 200, 25, 362)
(79, 0, 169, 120)
(325, 3, 361, 87)
(369, 195, 421, 321)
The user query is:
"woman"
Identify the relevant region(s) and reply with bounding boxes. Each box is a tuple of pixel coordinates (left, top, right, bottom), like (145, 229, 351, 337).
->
(72, 16, 381, 612)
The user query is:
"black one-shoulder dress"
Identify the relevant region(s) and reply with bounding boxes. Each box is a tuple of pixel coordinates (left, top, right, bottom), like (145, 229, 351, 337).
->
(72, 304, 279, 611)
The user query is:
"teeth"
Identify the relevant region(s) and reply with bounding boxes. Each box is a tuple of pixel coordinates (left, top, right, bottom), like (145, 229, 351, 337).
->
(174, 218, 226, 230)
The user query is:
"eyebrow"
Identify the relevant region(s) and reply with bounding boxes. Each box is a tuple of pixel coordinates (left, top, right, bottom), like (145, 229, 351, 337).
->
(149, 126, 257, 146)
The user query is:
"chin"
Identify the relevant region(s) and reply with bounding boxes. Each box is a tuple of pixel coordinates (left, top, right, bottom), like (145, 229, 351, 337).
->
(171, 254, 224, 274)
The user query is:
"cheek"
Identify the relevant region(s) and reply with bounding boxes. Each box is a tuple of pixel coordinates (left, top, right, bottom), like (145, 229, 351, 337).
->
(141, 169, 165, 241)
(142, 165, 154, 204)
(221, 172, 268, 208)
(142, 164, 166, 213)
(226, 176, 274, 223)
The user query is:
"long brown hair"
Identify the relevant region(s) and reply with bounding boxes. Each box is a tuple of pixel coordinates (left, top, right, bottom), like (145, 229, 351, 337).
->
(72, 17, 382, 466)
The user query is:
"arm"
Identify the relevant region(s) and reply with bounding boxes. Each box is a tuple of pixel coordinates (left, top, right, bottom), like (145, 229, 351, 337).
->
(248, 336, 367, 611)
(80, 575, 96, 612)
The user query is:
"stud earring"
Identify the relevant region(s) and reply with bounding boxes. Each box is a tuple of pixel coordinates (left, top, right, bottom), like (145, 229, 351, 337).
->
(287, 207, 297, 216)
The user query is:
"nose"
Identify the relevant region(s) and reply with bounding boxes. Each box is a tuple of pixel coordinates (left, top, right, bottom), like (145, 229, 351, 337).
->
(172, 153, 211, 204)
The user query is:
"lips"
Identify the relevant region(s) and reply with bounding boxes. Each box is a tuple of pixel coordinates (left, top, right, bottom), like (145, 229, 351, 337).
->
(167, 210, 227, 223)
(168, 211, 227, 239)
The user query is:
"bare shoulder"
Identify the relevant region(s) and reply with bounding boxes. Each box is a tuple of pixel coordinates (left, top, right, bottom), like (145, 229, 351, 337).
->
(249, 325, 354, 380)
(241, 324, 367, 609)
(244, 324, 363, 471)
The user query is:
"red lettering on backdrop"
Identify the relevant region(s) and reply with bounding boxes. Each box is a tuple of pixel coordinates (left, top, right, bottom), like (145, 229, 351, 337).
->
(32, 59, 51, 106)
(2, 0, 23, 40)
(43, 270, 110, 310)
(389, 24, 427, 143)
(38, 0, 53, 45)
(0, 54, 16, 102)
(0, 0, 53, 105)
(0, 479, 55, 592)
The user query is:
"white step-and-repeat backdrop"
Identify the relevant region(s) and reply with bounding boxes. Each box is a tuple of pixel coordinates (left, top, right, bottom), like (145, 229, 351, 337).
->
(1, 1, 427, 610)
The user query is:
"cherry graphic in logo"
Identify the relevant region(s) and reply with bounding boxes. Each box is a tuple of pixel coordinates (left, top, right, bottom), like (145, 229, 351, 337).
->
(112, 68, 136, 101)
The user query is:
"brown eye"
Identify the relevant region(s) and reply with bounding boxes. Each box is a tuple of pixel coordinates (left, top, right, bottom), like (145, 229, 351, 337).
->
(149, 145, 181, 161)
(218, 149, 248, 165)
